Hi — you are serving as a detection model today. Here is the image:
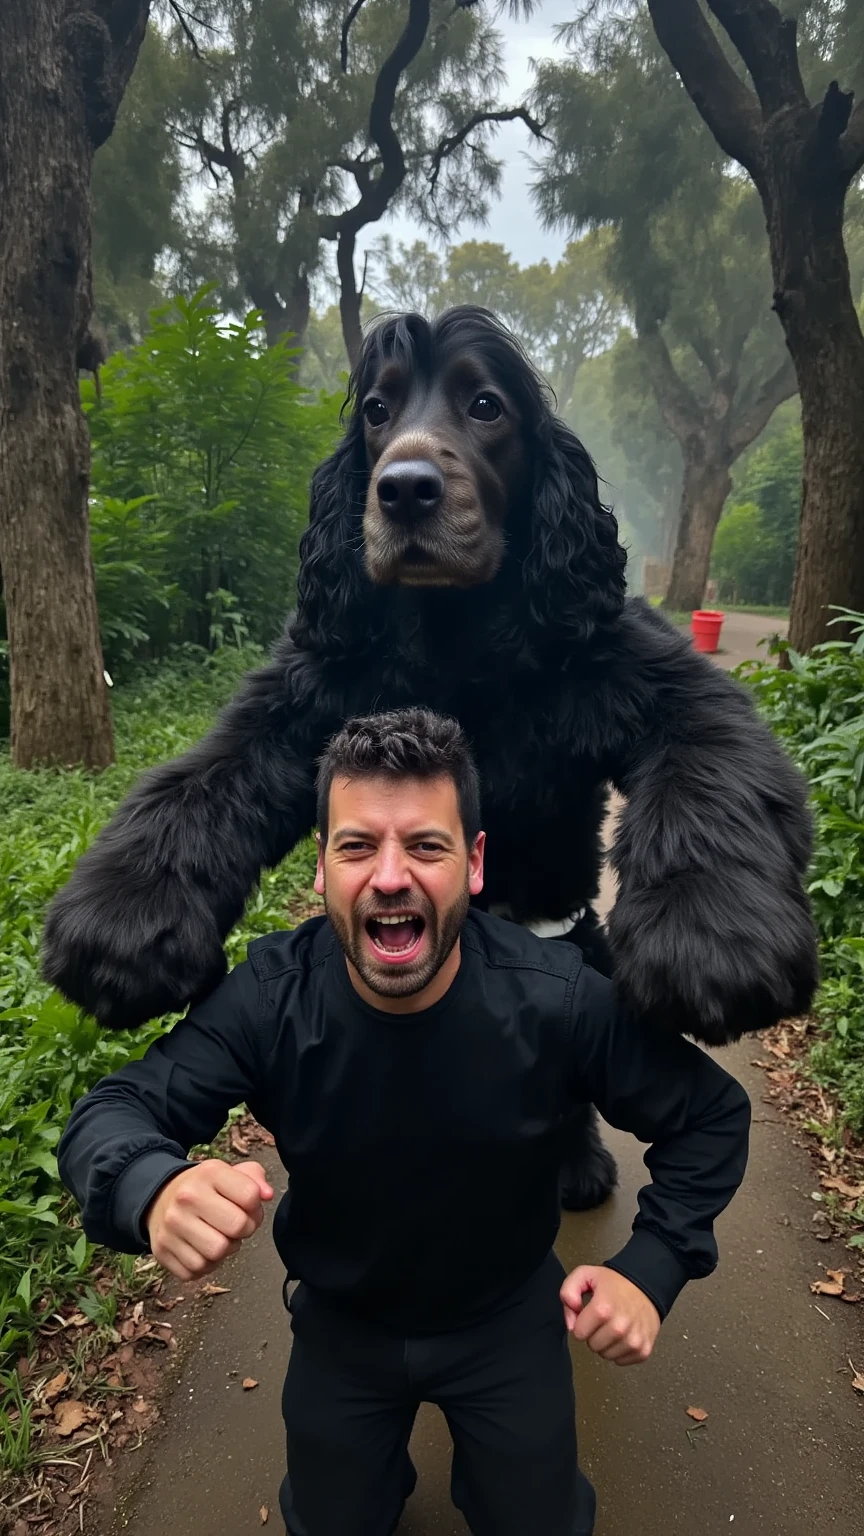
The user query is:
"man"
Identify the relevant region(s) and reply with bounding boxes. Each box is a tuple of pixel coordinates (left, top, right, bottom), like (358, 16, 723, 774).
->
(58, 708, 750, 1536)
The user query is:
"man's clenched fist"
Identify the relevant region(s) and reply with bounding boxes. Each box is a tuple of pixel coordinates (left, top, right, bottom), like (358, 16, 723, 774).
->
(144, 1159, 274, 1281)
(560, 1264, 661, 1366)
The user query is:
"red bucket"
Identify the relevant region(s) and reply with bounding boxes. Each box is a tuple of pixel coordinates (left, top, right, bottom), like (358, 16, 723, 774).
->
(691, 609, 724, 653)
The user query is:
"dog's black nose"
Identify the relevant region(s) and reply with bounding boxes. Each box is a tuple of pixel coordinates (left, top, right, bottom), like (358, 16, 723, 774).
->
(376, 459, 444, 522)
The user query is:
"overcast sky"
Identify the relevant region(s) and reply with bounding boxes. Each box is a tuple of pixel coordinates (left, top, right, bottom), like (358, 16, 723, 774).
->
(356, 0, 575, 273)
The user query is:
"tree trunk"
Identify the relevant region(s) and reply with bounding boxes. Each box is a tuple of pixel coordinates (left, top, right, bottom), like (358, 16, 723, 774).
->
(766, 181, 864, 653)
(248, 271, 311, 352)
(337, 229, 364, 368)
(662, 445, 732, 613)
(0, 2, 149, 768)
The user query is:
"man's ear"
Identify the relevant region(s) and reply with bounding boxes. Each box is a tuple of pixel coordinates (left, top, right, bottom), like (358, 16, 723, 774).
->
(468, 831, 485, 898)
(314, 832, 325, 896)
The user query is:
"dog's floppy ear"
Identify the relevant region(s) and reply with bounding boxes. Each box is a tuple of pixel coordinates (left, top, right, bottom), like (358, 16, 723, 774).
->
(290, 415, 375, 655)
(523, 414, 627, 646)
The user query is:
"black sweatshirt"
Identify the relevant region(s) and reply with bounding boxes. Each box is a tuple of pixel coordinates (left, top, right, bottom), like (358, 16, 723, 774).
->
(58, 911, 750, 1333)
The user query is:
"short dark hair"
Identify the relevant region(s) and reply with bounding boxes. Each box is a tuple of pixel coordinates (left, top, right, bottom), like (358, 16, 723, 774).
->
(316, 708, 481, 845)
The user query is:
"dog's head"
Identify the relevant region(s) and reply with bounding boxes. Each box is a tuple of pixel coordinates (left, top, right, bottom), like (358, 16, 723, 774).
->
(357, 308, 534, 588)
(293, 306, 627, 653)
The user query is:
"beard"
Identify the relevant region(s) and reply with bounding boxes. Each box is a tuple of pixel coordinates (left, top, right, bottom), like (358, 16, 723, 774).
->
(325, 881, 470, 999)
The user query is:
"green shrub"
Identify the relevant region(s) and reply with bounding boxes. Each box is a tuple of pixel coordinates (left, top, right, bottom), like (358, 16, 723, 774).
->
(741, 610, 864, 1133)
(711, 500, 790, 607)
(86, 285, 342, 666)
(713, 419, 802, 606)
(0, 648, 317, 1378)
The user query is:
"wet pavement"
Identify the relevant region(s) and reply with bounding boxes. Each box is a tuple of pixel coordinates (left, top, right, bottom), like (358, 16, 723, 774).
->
(99, 612, 864, 1536)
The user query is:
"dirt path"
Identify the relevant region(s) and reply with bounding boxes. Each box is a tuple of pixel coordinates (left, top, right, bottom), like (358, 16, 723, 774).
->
(94, 611, 864, 1536)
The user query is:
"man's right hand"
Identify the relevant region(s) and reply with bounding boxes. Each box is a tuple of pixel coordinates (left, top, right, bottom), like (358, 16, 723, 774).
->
(144, 1159, 274, 1281)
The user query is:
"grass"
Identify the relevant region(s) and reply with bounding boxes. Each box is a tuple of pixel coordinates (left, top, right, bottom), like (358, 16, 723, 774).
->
(0, 644, 317, 1469)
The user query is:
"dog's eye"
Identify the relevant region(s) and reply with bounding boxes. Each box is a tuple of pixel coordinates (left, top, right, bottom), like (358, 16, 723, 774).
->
(363, 398, 390, 427)
(469, 394, 502, 422)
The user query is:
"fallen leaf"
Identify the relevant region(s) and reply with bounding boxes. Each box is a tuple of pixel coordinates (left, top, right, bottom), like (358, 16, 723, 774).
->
(132, 1397, 149, 1414)
(260, 1507, 270, 1524)
(242, 1377, 259, 1391)
(686, 1406, 708, 1423)
(54, 1400, 90, 1437)
(132, 1300, 145, 1324)
(201, 1283, 231, 1296)
(230, 1125, 250, 1154)
(67, 1312, 89, 1328)
(43, 1370, 70, 1403)
(766, 1040, 790, 1059)
(810, 1279, 844, 1297)
(821, 1176, 864, 1200)
(841, 1293, 863, 1304)
(118, 1319, 136, 1341)
(767, 1070, 795, 1088)
(850, 1361, 864, 1394)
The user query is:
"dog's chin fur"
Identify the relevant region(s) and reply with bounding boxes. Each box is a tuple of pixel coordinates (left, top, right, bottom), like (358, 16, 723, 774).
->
(362, 512, 506, 590)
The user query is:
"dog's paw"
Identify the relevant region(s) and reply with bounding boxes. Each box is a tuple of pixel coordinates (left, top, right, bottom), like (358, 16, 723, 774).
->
(43, 870, 226, 1029)
(559, 1142, 618, 1212)
(608, 873, 818, 1043)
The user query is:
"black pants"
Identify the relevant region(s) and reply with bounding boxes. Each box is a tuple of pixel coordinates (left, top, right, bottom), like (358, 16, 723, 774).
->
(279, 1251, 596, 1536)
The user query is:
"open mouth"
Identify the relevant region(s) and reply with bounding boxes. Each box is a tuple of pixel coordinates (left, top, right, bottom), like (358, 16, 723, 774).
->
(365, 912, 426, 964)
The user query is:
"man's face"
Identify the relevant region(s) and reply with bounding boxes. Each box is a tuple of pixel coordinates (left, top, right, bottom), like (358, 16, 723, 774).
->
(314, 773, 485, 1007)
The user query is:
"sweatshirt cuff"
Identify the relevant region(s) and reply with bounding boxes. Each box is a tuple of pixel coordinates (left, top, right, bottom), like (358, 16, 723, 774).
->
(110, 1150, 197, 1251)
(604, 1227, 693, 1321)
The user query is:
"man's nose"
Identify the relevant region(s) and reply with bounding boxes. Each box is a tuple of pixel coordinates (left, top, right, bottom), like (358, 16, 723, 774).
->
(371, 845, 412, 894)
(376, 459, 444, 523)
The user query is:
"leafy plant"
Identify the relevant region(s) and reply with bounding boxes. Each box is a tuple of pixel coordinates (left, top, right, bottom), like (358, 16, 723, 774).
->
(0, 649, 317, 1409)
(85, 285, 341, 667)
(741, 610, 864, 1131)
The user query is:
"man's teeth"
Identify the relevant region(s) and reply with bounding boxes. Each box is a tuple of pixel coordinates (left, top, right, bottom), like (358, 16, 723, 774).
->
(375, 914, 419, 924)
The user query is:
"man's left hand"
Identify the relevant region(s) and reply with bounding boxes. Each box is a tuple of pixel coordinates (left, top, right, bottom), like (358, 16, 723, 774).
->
(560, 1264, 661, 1365)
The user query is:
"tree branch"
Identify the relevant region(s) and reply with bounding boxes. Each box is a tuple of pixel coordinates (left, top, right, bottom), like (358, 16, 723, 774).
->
(840, 97, 864, 179)
(728, 353, 797, 458)
(194, 100, 244, 185)
(427, 105, 549, 195)
(167, 0, 204, 61)
(689, 326, 720, 382)
(341, 0, 372, 72)
(320, 0, 432, 243)
(646, 0, 763, 179)
(705, 0, 807, 116)
(637, 323, 706, 446)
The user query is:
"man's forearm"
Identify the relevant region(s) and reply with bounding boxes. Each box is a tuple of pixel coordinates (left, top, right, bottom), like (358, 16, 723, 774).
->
(58, 1072, 197, 1252)
(603, 1071, 751, 1319)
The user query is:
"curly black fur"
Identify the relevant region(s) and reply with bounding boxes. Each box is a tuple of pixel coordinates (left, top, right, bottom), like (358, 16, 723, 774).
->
(43, 306, 818, 1208)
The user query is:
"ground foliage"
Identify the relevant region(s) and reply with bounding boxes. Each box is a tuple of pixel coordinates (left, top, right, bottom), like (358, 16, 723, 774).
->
(742, 612, 864, 1135)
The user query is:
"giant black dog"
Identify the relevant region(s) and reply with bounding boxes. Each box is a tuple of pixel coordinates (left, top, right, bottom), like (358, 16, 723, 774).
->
(43, 307, 817, 1210)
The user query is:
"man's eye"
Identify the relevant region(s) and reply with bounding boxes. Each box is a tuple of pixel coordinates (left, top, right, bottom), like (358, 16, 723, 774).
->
(415, 842, 444, 854)
(363, 398, 390, 426)
(340, 841, 371, 854)
(469, 394, 502, 422)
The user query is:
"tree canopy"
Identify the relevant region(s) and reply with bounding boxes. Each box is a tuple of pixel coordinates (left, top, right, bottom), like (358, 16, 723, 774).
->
(533, 9, 797, 609)
(156, 0, 543, 358)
